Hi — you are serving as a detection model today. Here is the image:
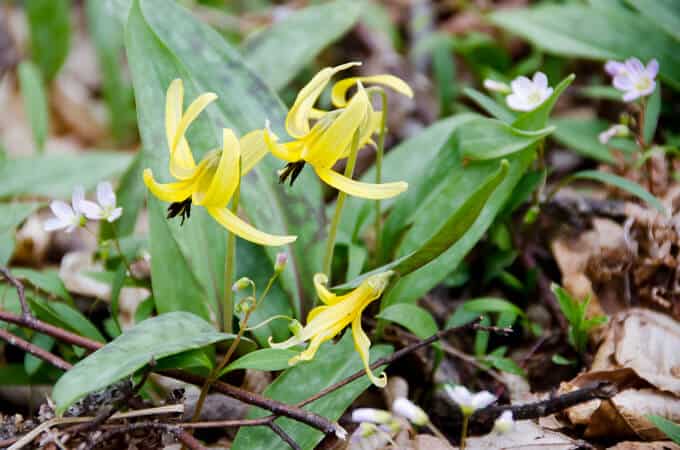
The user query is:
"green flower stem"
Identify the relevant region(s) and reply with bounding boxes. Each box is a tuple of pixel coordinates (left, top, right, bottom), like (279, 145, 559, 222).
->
(374, 89, 388, 265)
(460, 414, 469, 450)
(322, 129, 361, 282)
(223, 181, 240, 334)
(109, 222, 133, 277)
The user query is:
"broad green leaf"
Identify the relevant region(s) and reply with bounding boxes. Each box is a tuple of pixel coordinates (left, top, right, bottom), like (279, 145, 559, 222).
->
(52, 311, 237, 415)
(154, 348, 214, 375)
(513, 74, 574, 131)
(463, 88, 515, 123)
(12, 268, 73, 305)
(243, 0, 362, 91)
(571, 170, 665, 214)
(0, 202, 42, 265)
(17, 61, 48, 153)
(487, 355, 525, 376)
(490, 5, 680, 90)
(24, 333, 56, 376)
(627, 0, 680, 41)
(377, 304, 438, 339)
(578, 85, 623, 101)
(337, 160, 509, 289)
(458, 117, 554, 160)
(0, 153, 132, 200)
(232, 331, 391, 450)
(643, 86, 661, 144)
(26, 0, 70, 81)
(446, 305, 481, 329)
(86, 0, 137, 145)
(221, 348, 299, 376)
(381, 147, 534, 308)
(647, 415, 680, 444)
(339, 116, 476, 248)
(552, 117, 618, 163)
(460, 297, 526, 318)
(126, 0, 325, 320)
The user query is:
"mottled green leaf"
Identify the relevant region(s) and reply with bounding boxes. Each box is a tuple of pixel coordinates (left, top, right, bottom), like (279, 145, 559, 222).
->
(458, 117, 553, 160)
(53, 312, 237, 415)
(377, 304, 438, 338)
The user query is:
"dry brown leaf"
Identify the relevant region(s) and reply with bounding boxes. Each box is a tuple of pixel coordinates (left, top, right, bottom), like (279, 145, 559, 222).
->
(608, 441, 680, 450)
(463, 420, 582, 450)
(414, 434, 454, 450)
(611, 389, 680, 440)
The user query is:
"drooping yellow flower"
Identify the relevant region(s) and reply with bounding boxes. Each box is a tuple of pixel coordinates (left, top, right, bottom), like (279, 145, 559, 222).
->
(143, 79, 296, 246)
(264, 62, 412, 200)
(269, 271, 393, 387)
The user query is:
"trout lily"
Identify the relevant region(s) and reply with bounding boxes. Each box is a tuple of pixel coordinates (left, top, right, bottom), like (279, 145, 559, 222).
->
(269, 271, 393, 387)
(143, 79, 296, 246)
(264, 62, 412, 199)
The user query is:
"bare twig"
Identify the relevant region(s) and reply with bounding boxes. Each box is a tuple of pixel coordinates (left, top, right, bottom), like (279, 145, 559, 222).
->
(268, 422, 301, 450)
(0, 310, 102, 351)
(0, 327, 72, 371)
(1, 266, 30, 319)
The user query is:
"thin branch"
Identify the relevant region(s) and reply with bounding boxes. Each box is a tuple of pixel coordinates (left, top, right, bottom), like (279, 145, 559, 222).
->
(1, 266, 29, 319)
(0, 327, 72, 371)
(0, 310, 102, 351)
(268, 422, 301, 450)
(162, 369, 344, 438)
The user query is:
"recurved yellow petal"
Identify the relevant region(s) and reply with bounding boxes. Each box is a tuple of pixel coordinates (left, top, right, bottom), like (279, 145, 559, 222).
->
(313, 273, 340, 305)
(315, 167, 408, 200)
(171, 92, 218, 154)
(285, 62, 361, 139)
(304, 85, 369, 168)
(206, 206, 297, 246)
(165, 79, 197, 180)
(239, 129, 269, 175)
(352, 309, 387, 387)
(143, 169, 196, 203)
(331, 74, 414, 107)
(195, 129, 240, 207)
(263, 128, 304, 163)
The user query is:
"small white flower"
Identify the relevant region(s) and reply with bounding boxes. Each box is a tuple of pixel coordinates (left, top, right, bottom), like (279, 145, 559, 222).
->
(493, 410, 514, 433)
(483, 79, 511, 94)
(79, 181, 123, 223)
(598, 124, 629, 144)
(351, 408, 392, 425)
(392, 397, 429, 426)
(606, 57, 658, 102)
(44, 186, 87, 233)
(349, 423, 389, 450)
(444, 385, 496, 416)
(506, 72, 553, 112)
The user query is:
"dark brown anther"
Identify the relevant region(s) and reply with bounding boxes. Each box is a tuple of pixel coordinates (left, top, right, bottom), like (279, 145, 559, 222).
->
(167, 197, 192, 225)
(278, 161, 306, 186)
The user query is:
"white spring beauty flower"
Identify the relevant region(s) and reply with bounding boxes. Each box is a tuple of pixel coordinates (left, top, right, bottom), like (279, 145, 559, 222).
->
(506, 72, 553, 112)
(483, 79, 511, 94)
(348, 423, 389, 450)
(444, 385, 497, 416)
(351, 408, 393, 425)
(598, 124, 629, 144)
(606, 57, 658, 102)
(392, 397, 429, 426)
(44, 186, 87, 233)
(493, 410, 514, 433)
(78, 181, 123, 223)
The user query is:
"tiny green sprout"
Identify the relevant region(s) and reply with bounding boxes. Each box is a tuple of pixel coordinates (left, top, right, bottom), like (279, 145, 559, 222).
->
(551, 283, 608, 355)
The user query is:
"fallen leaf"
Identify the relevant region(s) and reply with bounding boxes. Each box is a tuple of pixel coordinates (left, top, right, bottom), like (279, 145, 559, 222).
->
(464, 420, 583, 449)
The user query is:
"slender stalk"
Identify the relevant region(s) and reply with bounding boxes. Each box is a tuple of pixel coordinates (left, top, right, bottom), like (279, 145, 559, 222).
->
(460, 415, 469, 450)
(322, 129, 361, 281)
(427, 422, 449, 443)
(223, 183, 240, 333)
(109, 222, 133, 277)
(374, 90, 388, 265)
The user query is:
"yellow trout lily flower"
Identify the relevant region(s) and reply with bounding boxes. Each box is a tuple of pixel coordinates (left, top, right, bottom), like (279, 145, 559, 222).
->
(264, 62, 412, 200)
(143, 79, 296, 247)
(269, 271, 393, 387)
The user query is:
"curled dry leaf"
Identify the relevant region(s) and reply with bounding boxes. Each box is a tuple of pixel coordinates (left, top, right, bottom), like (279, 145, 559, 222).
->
(561, 309, 680, 440)
(462, 419, 583, 450)
(607, 442, 680, 450)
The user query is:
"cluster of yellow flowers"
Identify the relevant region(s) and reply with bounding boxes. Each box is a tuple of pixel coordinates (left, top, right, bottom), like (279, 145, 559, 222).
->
(143, 63, 412, 386)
